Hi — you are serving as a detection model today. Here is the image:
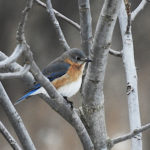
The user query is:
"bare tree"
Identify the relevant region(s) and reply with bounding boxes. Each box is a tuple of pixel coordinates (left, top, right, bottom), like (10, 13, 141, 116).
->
(0, 0, 150, 150)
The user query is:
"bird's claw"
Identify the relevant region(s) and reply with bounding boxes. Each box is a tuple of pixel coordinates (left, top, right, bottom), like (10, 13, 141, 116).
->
(64, 96, 73, 110)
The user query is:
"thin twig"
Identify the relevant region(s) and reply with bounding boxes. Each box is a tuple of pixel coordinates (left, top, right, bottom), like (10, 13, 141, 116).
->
(109, 49, 122, 57)
(0, 121, 22, 150)
(0, 64, 30, 80)
(16, 0, 34, 43)
(35, 0, 80, 31)
(46, 0, 70, 51)
(131, 0, 148, 21)
(112, 123, 150, 145)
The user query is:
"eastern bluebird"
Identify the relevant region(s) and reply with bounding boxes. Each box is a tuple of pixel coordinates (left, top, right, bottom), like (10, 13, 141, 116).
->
(14, 48, 92, 107)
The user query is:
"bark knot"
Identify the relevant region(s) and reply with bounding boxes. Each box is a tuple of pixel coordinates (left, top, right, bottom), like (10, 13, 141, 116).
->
(126, 82, 134, 95)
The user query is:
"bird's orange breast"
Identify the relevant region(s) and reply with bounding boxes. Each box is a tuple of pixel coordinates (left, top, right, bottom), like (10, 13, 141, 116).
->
(52, 59, 85, 89)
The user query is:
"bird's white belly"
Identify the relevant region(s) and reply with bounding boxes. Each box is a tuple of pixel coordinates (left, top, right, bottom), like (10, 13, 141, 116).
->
(57, 76, 82, 98)
(31, 76, 82, 98)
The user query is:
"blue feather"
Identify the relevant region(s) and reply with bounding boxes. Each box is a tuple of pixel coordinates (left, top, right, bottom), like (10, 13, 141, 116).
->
(14, 87, 40, 105)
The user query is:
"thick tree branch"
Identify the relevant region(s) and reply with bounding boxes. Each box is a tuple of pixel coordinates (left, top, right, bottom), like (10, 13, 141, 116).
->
(0, 64, 30, 80)
(82, 0, 121, 149)
(131, 0, 148, 21)
(0, 82, 36, 150)
(109, 49, 122, 57)
(78, 0, 93, 56)
(46, 0, 70, 51)
(112, 123, 150, 145)
(35, 0, 80, 31)
(0, 121, 22, 150)
(119, 0, 142, 150)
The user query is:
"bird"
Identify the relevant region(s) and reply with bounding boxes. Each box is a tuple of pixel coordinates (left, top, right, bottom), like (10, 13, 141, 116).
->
(14, 48, 92, 108)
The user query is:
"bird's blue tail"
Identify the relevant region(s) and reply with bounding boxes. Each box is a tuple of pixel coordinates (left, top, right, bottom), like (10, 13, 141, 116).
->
(14, 84, 41, 105)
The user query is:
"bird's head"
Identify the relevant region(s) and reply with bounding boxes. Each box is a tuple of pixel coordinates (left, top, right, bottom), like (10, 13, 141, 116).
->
(63, 48, 92, 65)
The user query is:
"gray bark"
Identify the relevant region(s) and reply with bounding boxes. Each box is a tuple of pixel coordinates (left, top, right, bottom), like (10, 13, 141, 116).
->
(82, 0, 121, 149)
(78, 0, 93, 56)
(119, 1, 142, 150)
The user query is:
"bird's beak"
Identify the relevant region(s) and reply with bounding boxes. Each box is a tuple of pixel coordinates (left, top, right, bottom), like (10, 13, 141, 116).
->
(83, 58, 92, 63)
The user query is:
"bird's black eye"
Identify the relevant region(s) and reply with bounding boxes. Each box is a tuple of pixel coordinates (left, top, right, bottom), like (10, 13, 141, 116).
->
(76, 56, 81, 61)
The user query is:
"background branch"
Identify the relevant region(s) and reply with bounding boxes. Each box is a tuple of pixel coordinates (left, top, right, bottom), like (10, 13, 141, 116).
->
(0, 121, 22, 150)
(112, 123, 150, 145)
(109, 49, 122, 57)
(35, 0, 80, 31)
(119, 0, 142, 149)
(131, 0, 148, 21)
(46, 0, 70, 51)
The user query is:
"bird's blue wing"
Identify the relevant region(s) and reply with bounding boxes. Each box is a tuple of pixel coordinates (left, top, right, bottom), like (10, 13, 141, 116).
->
(42, 61, 70, 81)
(15, 61, 70, 105)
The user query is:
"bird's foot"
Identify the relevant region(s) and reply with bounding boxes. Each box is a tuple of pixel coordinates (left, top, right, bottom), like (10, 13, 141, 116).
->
(63, 96, 73, 110)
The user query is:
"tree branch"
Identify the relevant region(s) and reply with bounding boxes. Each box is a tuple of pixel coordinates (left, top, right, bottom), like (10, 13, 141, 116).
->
(0, 64, 30, 80)
(16, 0, 33, 43)
(35, 0, 80, 31)
(78, 0, 93, 56)
(112, 123, 150, 145)
(0, 121, 22, 150)
(46, 0, 70, 51)
(119, 0, 142, 149)
(82, 0, 121, 149)
(109, 49, 122, 57)
(0, 82, 36, 150)
(0, 45, 24, 68)
(131, 0, 148, 21)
